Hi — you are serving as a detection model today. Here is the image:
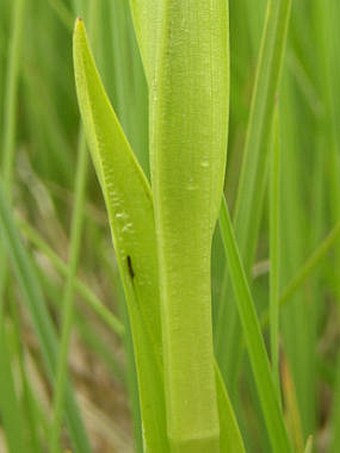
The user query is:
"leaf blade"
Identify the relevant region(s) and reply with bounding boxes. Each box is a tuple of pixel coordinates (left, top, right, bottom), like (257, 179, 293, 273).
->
(73, 18, 168, 451)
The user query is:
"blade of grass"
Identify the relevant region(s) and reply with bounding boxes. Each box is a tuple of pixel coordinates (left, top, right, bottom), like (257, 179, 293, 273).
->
(216, 0, 292, 386)
(0, 3, 26, 449)
(279, 221, 340, 306)
(47, 0, 73, 30)
(107, 1, 149, 174)
(0, 0, 25, 300)
(269, 108, 281, 396)
(215, 363, 245, 453)
(258, 219, 340, 330)
(1, 0, 24, 193)
(233, 0, 292, 266)
(0, 321, 26, 453)
(73, 19, 168, 451)
(49, 132, 88, 453)
(280, 70, 318, 435)
(6, 308, 43, 453)
(219, 197, 291, 452)
(331, 354, 340, 452)
(0, 184, 92, 453)
(281, 353, 304, 452)
(19, 218, 124, 336)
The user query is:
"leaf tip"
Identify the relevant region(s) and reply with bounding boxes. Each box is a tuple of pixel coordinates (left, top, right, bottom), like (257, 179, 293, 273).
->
(74, 16, 86, 39)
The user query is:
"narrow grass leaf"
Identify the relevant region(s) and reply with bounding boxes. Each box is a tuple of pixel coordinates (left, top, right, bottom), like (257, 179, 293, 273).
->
(280, 221, 340, 305)
(258, 220, 340, 330)
(281, 353, 304, 452)
(269, 109, 281, 395)
(216, 0, 292, 385)
(233, 0, 292, 267)
(50, 133, 88, 453)
(215, 363, 245, 453)
(0, 184, 91, 453)
(0, 322, 26, 453)
(331, 355, 340, 452)
(219, 197, 291, 452)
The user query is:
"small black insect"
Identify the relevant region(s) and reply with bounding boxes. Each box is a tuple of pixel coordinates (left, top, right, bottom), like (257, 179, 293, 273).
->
(127, 255, 135, 279)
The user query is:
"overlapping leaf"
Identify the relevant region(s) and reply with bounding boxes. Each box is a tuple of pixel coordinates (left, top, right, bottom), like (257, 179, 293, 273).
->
(73, 19, 168, 451)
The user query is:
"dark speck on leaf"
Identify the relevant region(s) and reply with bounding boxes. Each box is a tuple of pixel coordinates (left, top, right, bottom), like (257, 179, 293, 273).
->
(127, 255, 135, 279)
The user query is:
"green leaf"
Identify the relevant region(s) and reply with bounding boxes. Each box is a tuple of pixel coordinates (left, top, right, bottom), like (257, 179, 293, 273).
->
(216, 0, 292, 389)
(269, 109, 281, 396)
(150, 1, 229, 449)
(219, 197, 291, 452)
(73, 18, 168, 452)
(215, 363, 245, 453)
(0, 322, 26, 453)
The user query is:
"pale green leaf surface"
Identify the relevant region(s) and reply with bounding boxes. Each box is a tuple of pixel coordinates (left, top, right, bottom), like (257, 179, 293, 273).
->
(150, 1, 229, 448)
(73, 19, 168, 452)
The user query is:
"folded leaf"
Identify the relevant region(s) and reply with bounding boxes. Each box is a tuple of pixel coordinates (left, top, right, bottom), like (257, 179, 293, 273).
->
(73, 18, 168, 452)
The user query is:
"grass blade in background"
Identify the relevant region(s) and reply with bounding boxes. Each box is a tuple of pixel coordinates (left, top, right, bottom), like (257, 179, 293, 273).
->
(216, 0, 292, 387)
(0, 1, 29, 450)
(331, 358, 340, 452)
(279, 221, 340, 306)
(73, 19, 168, 451)
(233, 0, 292, 267)
(215, 364, 245, 453)
(0, 321, 26, 453)
(19, 218, 124, 336)
(0, 184, 91, 453)
(106, 1, 149, 174)
(49, 133, 88, 452)
(219, 197, 291, 452)
(269, 109, 281, 395)
(1, 0, 24, 194)
(0, 0, 25, 306)
(50, 2, 98, 449)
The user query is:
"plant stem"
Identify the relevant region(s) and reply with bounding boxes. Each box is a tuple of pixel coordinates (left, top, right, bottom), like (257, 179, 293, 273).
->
(151, 1, 229, 449)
